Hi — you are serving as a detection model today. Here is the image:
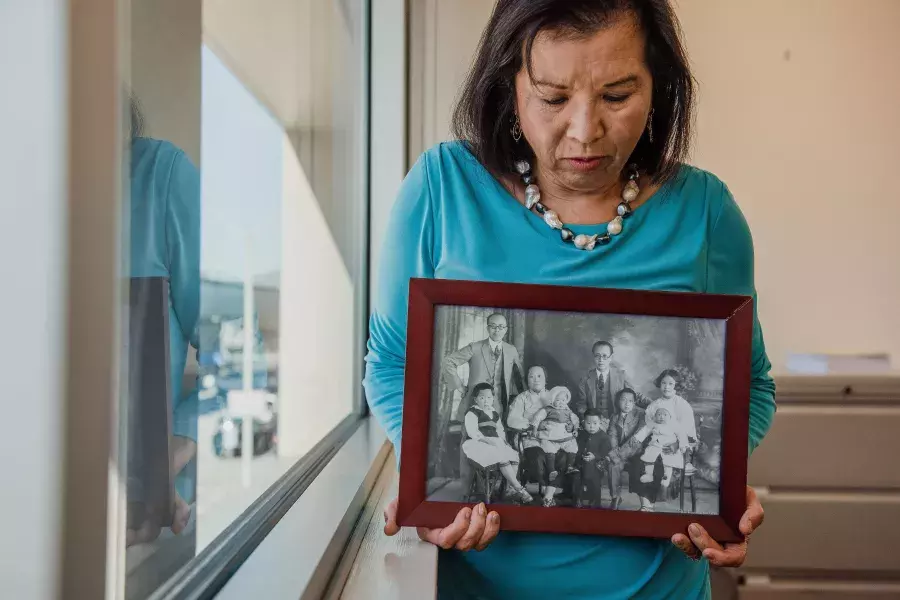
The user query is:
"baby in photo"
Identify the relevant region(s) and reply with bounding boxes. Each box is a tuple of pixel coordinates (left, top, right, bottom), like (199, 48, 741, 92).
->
(462, 383, 533, 503)
(531, 386, 580, 481)
(636, 406, 687, 487)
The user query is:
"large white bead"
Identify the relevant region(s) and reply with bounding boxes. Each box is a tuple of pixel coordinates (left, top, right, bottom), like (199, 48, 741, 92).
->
(623, 180, 640, 202)
(525, 184, 541, 209)
(607, 215, 624, 235)
(543, 210, 563, 229)
(515, 160, 531, 174)
(574, 233, 598, 250)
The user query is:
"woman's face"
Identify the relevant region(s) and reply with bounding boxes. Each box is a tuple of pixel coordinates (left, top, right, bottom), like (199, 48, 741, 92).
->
(527, 367, 546, 392)
(514, 12, 653, 194)
(659, 375, 677, 398)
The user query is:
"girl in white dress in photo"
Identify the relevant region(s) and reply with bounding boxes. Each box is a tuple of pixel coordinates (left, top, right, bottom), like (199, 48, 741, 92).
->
(462, 383, 533, 504)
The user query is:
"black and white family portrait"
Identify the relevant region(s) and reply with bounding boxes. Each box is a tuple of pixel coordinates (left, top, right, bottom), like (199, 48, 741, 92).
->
(425, 305, 726, 516)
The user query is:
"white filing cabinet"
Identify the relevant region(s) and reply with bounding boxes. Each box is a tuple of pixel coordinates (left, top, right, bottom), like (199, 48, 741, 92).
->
(733, 375, 900, 599)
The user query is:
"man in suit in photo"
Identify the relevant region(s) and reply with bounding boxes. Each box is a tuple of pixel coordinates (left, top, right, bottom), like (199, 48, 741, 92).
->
(573, 340, 649, 424)
(445, 312, 524, 425)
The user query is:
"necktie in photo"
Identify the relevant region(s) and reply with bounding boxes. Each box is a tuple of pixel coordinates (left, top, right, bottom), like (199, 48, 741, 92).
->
(596, 373, 605, 409)
(493, 344, 501, 360)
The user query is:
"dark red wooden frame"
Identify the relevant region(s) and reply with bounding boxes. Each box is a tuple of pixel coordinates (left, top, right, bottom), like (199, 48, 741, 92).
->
(397, 278, 753, 543)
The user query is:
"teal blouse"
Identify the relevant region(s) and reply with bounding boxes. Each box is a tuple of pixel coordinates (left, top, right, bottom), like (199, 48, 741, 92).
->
(363, 141, 776, 600)
(130, 137, 200, 503)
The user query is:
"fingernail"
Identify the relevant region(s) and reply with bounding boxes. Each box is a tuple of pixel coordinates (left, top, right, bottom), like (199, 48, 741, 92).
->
(689, 524, 701, 536)
(478, 503, 486, 516)
(489, 513, 499, 523)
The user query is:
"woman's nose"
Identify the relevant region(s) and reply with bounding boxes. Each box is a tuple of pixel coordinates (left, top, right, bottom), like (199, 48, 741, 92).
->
(567, 101, 604, 145)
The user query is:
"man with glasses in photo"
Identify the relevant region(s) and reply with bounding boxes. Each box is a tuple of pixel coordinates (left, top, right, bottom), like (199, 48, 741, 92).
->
(574, 341, 649, 428)
(445, 312, 524, 428)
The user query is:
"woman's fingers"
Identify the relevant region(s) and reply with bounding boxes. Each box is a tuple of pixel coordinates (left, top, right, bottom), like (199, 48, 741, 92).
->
(703, 540, 749, 567)
(455, 504, 487, 551)
(740, 486, 765, 537)
(671, 533, 701, 560)
(383, 497, 400, 536)
(475, 511, 501, 551)
(687, 523, 723, 555)
(417, 506, 473, 550)
(170, 493, 191, 535)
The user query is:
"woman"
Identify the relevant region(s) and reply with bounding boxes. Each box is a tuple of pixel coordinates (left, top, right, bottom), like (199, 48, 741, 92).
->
(531, 386, 581, 507)
(366, 1, 775, 597)
(506, 365, 552, 487)
(127, 98, 200, 546)
(632, 369, 698, 511)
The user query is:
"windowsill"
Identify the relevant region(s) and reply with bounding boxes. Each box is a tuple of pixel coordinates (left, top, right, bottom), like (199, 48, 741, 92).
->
(216, 416, 392, 600)
(337, 457, 439, 599)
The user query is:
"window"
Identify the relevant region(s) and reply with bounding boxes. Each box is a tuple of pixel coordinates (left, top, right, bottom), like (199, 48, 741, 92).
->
(120, 0, 370, 596)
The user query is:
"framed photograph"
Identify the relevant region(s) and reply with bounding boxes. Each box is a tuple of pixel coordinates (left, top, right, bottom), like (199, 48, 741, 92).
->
(397, 278, 752, 543)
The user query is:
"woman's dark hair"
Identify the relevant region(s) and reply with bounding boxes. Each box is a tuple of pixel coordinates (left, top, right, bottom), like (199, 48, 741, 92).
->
(472, 382, 495, 397)
(615, 387, 637, 407)
(527, 364, 547, 378)
(451, 0, 695, 183)
(654, 369, 682, 389)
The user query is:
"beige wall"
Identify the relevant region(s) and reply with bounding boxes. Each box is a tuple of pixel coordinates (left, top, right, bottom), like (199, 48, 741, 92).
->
(131, 0, 202, 165)
(409, 0, 900, 373)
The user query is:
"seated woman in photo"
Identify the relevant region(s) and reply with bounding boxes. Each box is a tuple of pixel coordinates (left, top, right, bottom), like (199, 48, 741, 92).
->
(462, 383, 534, 504)
(636, 370, 698, 510)
(531, 386, 580, 507)
(506, 365, 552, 485)
(635, 406, 687, 487)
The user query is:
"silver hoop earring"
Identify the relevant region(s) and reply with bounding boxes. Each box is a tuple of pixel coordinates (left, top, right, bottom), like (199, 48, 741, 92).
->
(647, 109, 655, 143)
(511, 115, 523, 142)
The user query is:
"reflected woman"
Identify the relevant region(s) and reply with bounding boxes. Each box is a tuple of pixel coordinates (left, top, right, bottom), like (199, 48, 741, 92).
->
(127, 97, 201, 546)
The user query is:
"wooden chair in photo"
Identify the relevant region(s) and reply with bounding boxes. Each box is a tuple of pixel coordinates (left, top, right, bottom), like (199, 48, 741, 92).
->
(678, 445, 698, 513)
(465, 459, 507, 504)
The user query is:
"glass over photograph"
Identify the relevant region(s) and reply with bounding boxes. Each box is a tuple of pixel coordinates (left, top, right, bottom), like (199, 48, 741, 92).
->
(426, 305, 726, 516)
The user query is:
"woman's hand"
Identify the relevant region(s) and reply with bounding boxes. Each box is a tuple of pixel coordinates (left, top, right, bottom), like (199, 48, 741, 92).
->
(383, 497, 500, 552)
(672, 486, 764, 567)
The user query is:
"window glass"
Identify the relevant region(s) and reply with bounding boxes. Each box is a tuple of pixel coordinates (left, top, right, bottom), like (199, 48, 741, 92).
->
(122, 0, 369, 595)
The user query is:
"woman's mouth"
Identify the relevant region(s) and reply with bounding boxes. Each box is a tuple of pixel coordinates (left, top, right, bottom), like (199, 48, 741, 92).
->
(566, 156, 605, 171)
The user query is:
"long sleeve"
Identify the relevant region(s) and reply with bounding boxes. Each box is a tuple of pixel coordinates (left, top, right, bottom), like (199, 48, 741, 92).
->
(706, 184, 777, 454)
(165, 150, 201, 442)
(574, 375, 590, 416)
(506, 393, 530, 430)
(362, 154, 436, 454)
(442, 343, 475, 392)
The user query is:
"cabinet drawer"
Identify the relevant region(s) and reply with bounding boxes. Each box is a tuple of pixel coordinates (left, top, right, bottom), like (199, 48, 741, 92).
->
(739, 579, 900, 600)
(744, 492, 900, 572)
(749, 406, 900, 489)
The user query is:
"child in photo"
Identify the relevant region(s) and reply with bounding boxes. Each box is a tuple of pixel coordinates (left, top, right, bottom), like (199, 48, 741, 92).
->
(462, 382, 533, 503)
(635, 406, 687, 487)
(531, 386, 580, 484)
(606, 388, 646, 510)
(572, 408, 613, 508)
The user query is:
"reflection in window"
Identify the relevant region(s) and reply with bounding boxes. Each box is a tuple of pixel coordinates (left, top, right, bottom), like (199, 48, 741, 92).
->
(123, 1, 369, 597)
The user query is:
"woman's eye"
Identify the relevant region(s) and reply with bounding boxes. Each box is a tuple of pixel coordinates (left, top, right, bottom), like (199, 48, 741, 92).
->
(604, 94, 631, 104)
(542, 97, 567, 106)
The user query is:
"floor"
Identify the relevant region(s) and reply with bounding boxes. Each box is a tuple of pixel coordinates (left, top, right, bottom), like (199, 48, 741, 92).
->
(427, 472, 719, 515)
